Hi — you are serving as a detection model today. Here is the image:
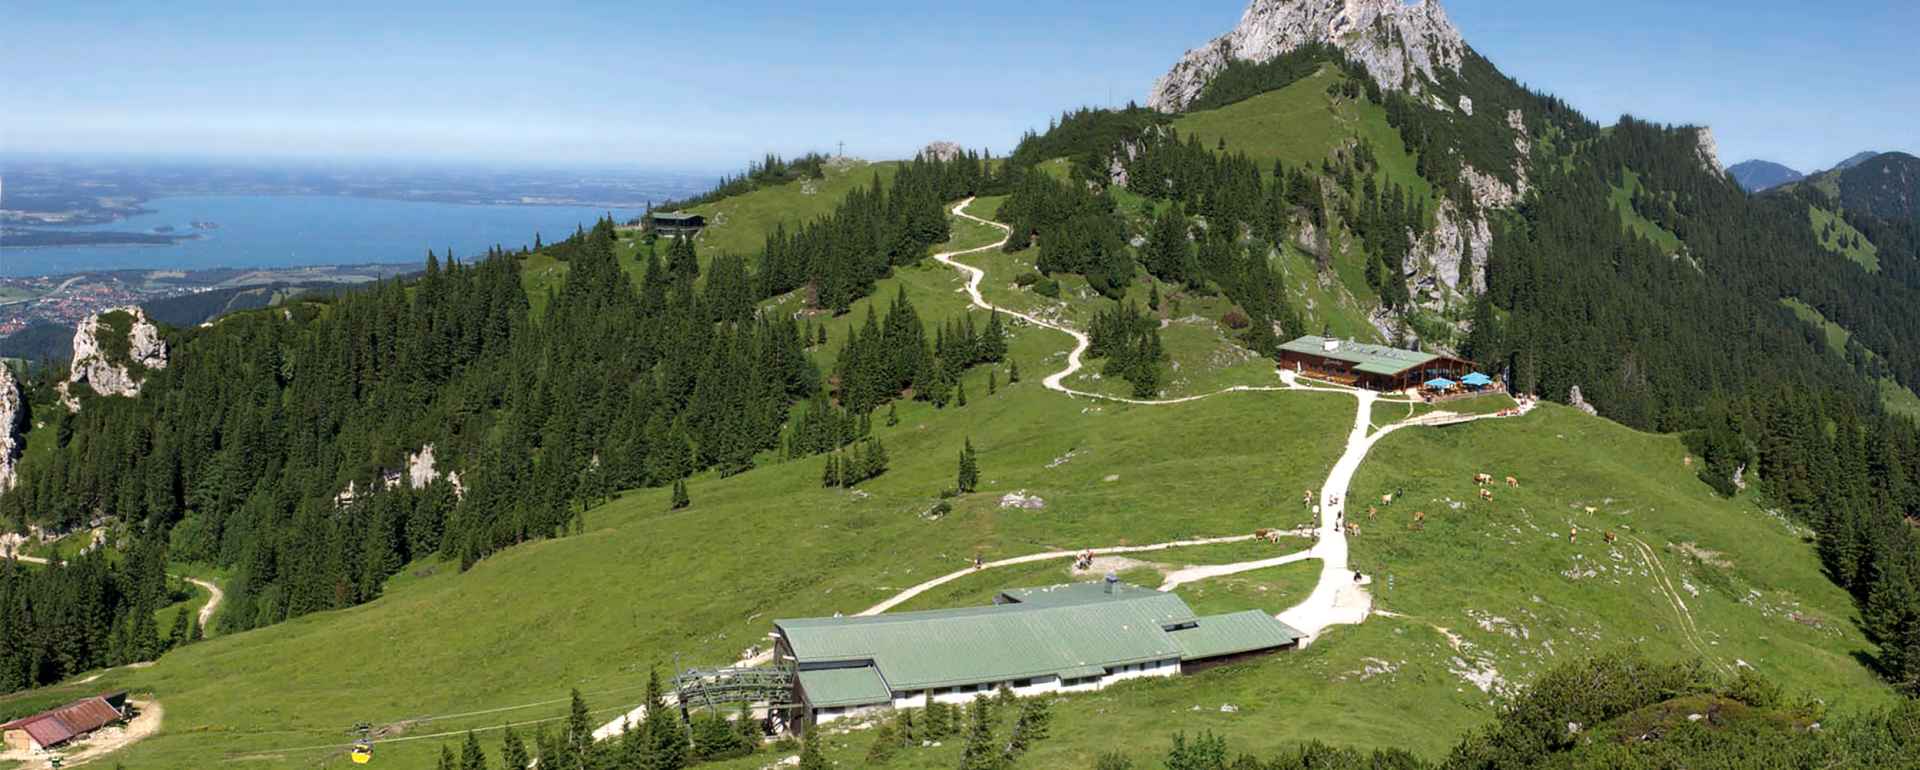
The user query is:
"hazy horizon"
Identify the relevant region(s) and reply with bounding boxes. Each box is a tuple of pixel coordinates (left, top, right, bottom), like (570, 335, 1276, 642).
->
(3, 1, 1914, 172)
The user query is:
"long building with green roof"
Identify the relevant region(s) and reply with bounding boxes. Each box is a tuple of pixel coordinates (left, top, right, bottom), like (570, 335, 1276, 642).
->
(1278, 335, 1473, 391)
(772, 578, 1301, 726)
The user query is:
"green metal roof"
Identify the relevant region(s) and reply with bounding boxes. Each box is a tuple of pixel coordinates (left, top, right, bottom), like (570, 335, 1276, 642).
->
(1281, 336, 1440, 376)
(796, 666, 893, 708)
(647, 211, 703, 223)
(777, 583, 1299, 701)
(1168, 611, 1303, 660)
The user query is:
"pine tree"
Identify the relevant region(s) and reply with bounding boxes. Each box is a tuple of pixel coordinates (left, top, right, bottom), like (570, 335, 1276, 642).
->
(957, 438, 979, 494)
(501, 725, 531, 770)
(886, 403, 899, 427)
(187, 611, 203, 642)
(671, 479, 690, 510)
(734, 701, 761, 750)
(957, 382, 968, 407)
(988, 369, 998, 395)
(956, 696, 1002, 770)
(923, 691, 950, 738)
(166, 606, 190, 650)
(1009, 359, 1021, 383)
(643, 668, 689, 770)
(564, 689, 593, 768)
(822, 454, 840, 488)
(1004, 698, 1051, 759)
(798, 733, 829, 770)
(439, 745, 458, 770)
(461, 730, 489, 770)
(864, 720, 900, 764)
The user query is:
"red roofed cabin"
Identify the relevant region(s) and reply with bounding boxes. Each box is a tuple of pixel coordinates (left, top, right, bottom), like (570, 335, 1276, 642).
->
(1, 692, 129, 753)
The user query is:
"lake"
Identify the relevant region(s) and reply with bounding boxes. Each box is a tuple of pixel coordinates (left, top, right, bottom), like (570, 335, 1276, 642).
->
(0, 195, 640, 276)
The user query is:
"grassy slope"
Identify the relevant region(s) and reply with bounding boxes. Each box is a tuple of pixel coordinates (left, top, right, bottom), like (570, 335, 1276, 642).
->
(1808, 204, 1879, 272)
(1609, 169, 1684, 254)
(1167, 67, 1419, 345)
(522, 159, 900, 313)
(19, 208, 1897, 767)
(708, 410, 1892, 770)
(51, 205, 1354, 770)
(1783, 298, 1920, 420)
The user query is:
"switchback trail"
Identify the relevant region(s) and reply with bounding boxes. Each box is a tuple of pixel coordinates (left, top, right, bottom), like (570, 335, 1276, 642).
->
(590, 198, 1533, 742)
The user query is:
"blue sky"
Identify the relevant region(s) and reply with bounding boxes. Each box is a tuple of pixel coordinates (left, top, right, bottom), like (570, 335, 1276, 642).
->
(2, 1, 1912, 174)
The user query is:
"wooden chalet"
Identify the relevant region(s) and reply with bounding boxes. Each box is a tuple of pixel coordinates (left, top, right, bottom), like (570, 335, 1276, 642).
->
(1278, 336, 1473, 392)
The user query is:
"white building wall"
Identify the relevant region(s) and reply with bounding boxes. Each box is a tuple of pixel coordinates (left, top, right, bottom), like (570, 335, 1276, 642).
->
(820, 658, 1185, 724)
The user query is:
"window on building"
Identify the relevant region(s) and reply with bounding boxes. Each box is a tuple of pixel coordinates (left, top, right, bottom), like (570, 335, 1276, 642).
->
(1014, 678, 1032, 687)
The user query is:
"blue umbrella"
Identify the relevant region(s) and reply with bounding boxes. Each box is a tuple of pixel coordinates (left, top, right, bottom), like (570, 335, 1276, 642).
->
(1461, 372, 1493, 387)
(1424, 378, 1456, 390)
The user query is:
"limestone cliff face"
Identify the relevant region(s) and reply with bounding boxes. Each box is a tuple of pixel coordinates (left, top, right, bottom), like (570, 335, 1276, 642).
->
(0, 366, 23, 492)
(1149, 0, 1467, 112)
(61, 306, 169, 411)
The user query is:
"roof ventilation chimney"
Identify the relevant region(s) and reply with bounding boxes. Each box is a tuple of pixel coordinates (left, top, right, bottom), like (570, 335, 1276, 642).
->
(1104, 571, 1119, 594)
(1323, 339, 1340, 353)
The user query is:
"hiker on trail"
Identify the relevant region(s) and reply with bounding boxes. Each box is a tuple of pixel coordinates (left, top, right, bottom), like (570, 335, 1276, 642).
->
(1569, 526, 1578, 544)
(974, 554, 985, 570)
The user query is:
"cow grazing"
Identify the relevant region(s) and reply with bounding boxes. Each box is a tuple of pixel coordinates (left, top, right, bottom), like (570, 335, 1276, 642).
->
(1506, 476, 1519, 488)
(1367, 506, 1378, 520)
(1583, 506, 1598, 515)
(1603, 531, 1618, 544)
(1381, 493, 1394, 506)
(1479, 488, 1495, 502)
(1474, 473, 1494, 486)
(1409, 511, 1426, 531)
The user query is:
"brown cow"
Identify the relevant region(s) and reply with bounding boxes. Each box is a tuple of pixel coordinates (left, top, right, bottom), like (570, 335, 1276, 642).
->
(1569, 526, 1579, 544)
(1367, 505, 1379, 521)
(1473, 473, 1494, 486)
(1603, 531, 1618, 544)
(1506, 476, 1519, 488)
(1479, 488, 1495, 502)
(1254, 528, 1282, 544)
(1683, 455, 1694, 468)
(1409, 511, 1426, 531)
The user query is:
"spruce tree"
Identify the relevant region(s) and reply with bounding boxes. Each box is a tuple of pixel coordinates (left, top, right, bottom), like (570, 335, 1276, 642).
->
(797, 733, 829, 770)
(957, 382, 968, 407)
(187, 611, 202, 642)
(1008, 359, 1021, 383)
(167, 607, 190, 650)
(439, 745, 458, 770)
(886, 403, 899, 427)
(864, 720, 900, 764)
(734, 701, 761, 750)
(671, 479, 690, 510)
(956, 696, 1002, 770)
(564, 689, 593, 767)
(923, 691, 950, 738)
(988, 369, 997, 395)
(501, 725, 530, 770)
(957, 438, 980, 494)
(460, 730, 489, 770)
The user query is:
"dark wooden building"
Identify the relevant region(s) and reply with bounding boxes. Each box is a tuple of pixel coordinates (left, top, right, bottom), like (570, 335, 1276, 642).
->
(644, 211, 706, 236)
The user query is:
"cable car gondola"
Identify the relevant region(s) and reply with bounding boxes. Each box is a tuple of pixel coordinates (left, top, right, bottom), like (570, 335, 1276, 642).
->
(349, 722, 374, 764)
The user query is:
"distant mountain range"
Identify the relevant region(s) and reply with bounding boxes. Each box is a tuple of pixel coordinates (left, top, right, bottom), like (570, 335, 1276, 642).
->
(1728, 160, 1803, 192)
(1729, 150, 1896, 193)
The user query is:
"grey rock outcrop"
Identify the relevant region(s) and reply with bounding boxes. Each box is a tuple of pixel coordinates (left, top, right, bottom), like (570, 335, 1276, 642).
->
(922, 141, 964, 162)
(61, 306, 169, 410)
(1692, 127, 1725, 177)
(1149, 0, 1467, 112)
(1568, 386, 1599, 416)
(0, 366, 23, 492)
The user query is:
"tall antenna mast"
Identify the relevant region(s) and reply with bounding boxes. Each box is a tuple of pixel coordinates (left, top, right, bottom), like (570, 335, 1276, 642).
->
(837, 141, 845, 158)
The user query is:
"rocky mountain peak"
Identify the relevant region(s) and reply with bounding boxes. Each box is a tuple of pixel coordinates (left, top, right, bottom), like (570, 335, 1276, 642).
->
(59, 306, 169, 410)
(1149, 0, 1468, 112)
